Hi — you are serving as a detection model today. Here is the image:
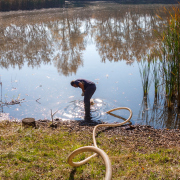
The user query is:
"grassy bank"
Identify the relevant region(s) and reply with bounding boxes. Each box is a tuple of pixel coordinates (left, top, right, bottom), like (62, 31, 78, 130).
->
(0, 0, 65, 11)
(0, 121, 179, 179)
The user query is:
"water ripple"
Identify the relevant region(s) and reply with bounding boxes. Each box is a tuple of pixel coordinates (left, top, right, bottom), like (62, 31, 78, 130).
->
(59, 98, 107, 121)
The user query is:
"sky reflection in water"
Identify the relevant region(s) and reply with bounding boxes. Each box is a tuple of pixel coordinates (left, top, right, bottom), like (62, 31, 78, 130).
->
(0, 3, 179, 129)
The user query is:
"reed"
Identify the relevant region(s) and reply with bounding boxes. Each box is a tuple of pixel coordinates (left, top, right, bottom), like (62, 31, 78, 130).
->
(147, 6, 180, 109)
(139, 58, 152, 97)
(0, 0, 65, 11)
(151, 58, 160, 98)
(161, 6, 180, 108)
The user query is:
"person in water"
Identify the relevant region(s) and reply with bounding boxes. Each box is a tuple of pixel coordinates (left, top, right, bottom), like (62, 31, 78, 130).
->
(70, 79, 96, 121)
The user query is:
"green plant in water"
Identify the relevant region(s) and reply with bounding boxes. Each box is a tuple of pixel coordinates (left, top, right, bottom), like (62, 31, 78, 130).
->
(151, 58, 160, 98)
(163, 6, 180, 108)
(139, 58, 152, 96)
(150, 5, 180, 109)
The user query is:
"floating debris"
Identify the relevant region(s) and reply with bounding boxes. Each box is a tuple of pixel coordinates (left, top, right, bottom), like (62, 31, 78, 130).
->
(69, 96, 74, 98)
(36, 98, 41, 104)
(2, 98, 25, 106)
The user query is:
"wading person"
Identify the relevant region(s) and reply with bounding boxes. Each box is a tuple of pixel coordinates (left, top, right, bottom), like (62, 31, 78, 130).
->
(70, 79, 96, 121)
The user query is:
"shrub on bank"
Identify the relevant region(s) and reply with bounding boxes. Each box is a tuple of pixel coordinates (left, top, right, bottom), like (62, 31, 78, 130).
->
(0, 0, 65, 11)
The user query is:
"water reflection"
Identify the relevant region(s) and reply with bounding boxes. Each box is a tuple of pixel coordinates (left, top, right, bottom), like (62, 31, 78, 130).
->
(138, 91, 180, 129)
(138, 60, 180, 129)
(0, 80, 2, 114)
(0, 4, 169, 74)
(0, 3, 179, 128)
(94, 7, 164, 64)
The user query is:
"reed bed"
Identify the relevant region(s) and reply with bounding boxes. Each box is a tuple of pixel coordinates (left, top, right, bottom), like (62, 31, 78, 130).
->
(145, 5, 180, 109)
(0, 0, 65, 11)
(159, 6, 180, 108)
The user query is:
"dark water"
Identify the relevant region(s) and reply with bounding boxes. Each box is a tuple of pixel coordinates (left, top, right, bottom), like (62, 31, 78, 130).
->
(0, 2, 179, 129)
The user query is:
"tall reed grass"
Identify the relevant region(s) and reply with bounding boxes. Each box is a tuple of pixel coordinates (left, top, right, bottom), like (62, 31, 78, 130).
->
(0, 0, 65, 11)
(161, 6, 180, 108)
(139, 58, 152, 97)
(148, 5, 180, 109)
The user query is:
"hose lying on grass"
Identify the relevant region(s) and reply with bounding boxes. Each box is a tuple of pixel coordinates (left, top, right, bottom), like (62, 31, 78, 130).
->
(67, 107, 132, 180)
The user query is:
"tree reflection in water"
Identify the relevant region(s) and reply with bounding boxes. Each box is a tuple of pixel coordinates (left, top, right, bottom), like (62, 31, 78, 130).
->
(0, 4, 169, 73)
(0, 3, 179, 128)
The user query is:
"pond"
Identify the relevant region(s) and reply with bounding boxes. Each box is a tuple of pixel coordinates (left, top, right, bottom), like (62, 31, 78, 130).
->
(0, 2, 179, 129)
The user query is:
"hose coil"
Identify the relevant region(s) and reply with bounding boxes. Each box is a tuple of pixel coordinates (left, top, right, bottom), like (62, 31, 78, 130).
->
(67, 107, 132, 180)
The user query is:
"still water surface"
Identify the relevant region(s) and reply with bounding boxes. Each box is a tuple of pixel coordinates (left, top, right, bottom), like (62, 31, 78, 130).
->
(0, 2, 179, 129)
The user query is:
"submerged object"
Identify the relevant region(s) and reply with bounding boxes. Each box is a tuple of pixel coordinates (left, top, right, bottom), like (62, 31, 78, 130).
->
(90, 99, 94, 105)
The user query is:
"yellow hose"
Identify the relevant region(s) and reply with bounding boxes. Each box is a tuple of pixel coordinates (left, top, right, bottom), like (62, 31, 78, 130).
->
(67, 107, 132, 180)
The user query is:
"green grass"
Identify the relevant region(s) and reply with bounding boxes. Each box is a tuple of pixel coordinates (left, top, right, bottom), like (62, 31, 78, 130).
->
(0, 121, 179, 179)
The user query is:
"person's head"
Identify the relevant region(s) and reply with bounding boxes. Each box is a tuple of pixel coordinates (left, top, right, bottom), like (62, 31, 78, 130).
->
(70, 80, 77, 87)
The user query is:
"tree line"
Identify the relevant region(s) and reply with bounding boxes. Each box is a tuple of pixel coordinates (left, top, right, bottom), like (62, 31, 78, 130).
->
(0, 0, 179, 12)
(0, 0, 65, 11)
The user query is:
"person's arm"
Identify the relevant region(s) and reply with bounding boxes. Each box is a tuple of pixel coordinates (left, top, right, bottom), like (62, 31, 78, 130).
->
(78, 82, 85, 93)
